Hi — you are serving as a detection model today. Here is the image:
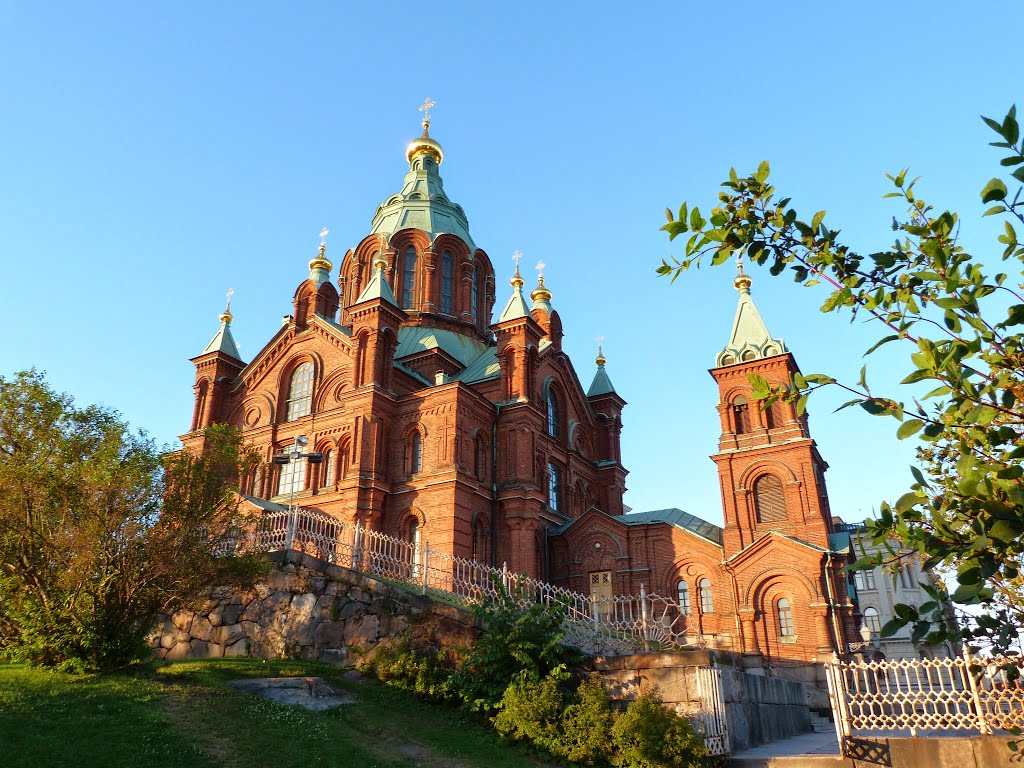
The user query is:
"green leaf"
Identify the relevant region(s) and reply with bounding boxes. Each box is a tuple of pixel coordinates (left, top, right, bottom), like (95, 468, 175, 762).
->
(811, 210, 826, 230)
(896, 419, 924, 439)
(880, 618, 906, 638)
(754, 160, 770, 183)
(981, 178, 1008, 203)
(860, 399, 887, 415)
(983, 205, 1005, 217)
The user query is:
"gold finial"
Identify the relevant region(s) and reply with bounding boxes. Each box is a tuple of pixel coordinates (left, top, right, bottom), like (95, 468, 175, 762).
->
(734, 255, 752, 293)
(220, 288, 234, 324)
(374, 234, 388, 270)
(511, 250, 524, 289)
(419, 97, 436, 134)
(595, 335, 606, 366)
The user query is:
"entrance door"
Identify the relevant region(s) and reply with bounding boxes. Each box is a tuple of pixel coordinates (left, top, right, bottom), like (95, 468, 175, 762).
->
(589, 571, 613, 622)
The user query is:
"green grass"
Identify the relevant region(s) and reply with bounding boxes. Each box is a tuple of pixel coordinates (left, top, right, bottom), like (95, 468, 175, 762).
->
(0, 658, 554, 768)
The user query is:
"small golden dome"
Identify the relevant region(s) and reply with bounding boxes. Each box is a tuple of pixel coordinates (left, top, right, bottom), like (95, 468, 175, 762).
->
(531, 275, 552, 304)
(220, 309, 233, 324)
(734, 259, 752, 292)
(595, 345, 606, 366)
(406, 120, 444, 165)
(308, 243, 332, 274)
(510, 263, 525, 290)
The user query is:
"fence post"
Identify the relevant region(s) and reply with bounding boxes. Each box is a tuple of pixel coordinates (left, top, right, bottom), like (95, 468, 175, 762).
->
(824, 652, 849, 756)
(592, 593, 600, 629)
(352, 522, 362, 572)
(502, 561, 509, 593)
(962, 645, 992, 734)
(421, 542, 430, 595)
(640, 584, 650, 652)
(285, 506, 296, 550)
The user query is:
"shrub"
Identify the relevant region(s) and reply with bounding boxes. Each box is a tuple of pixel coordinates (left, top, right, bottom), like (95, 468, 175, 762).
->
(492, 670, 566, 753)
(610, 695, 711, 768)
(555, 675, 615, 767)
(361, 638, 456, 703)
(451, 589, 572, 712)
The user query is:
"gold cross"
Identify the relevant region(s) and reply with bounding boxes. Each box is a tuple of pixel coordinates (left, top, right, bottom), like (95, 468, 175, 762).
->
(225, 288, 234, 309)
(596, 334, 605, 344)
(512, 250, 522, 269)
(536, 260, 545, 276)
(419, 97, 436, 123)
(320, 227, 329, 246)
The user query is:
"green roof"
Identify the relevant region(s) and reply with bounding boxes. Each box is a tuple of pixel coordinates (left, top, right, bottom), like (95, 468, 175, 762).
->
(717, 273, 787, 367)
(587, 363, 617, 397)
(394, 326, 489, 368)
(621, 508, 723, 545)
(201, 320, 243, 361)
(370, 133, 475, 250)
(355, 264, 399, 306)
(497, 284, 531, 323)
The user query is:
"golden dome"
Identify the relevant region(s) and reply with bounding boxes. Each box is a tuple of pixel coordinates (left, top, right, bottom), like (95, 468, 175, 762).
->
(308, 243, 332, 274)
(530, 275, 552, 304)
(734, 260, 752, 292)
(406, 120, 444, 165)
(595, 345, 606, 366)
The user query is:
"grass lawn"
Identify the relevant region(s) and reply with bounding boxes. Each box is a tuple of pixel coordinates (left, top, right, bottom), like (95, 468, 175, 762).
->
(0, 658, 555, 768)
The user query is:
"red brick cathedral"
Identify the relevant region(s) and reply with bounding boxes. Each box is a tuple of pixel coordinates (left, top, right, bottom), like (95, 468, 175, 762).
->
(182, 116, 859, 663)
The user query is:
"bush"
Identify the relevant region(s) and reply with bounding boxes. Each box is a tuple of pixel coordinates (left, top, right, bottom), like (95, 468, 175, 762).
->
(610, 695, 711, 768)
(451, 590, 572, 712)
(360, 638, 457, 702)
(555, 675, 615, 767)
(493, 670, 566, 753)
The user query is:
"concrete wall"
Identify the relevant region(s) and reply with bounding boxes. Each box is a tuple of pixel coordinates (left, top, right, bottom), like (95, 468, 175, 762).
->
(590, 651, 815, 752)
(150, 550, 479, 664)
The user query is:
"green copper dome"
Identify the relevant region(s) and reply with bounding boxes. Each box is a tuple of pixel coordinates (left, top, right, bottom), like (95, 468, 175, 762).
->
(370, 123, 476, 250)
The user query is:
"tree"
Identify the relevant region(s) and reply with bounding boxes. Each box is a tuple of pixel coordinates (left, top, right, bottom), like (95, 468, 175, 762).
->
(0, 370, 266, 671)
(658, 107, 1024, 652)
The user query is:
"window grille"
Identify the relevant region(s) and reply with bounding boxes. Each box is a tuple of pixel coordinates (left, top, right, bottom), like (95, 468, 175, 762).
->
(677, 580, 691, 615)
(277, 457, 305, 496)
(778, 598, 794, 636)
(286, 362, 314, 421)
(699, 578, 714, 613)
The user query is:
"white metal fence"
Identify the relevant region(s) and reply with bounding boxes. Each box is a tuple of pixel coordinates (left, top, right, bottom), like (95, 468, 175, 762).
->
(245, 506, 707, 656)
(824, 647, 1024, 753)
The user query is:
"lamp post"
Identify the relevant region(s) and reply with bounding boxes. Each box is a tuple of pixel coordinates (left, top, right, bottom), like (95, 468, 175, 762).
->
(848, 622, 882, 660)
(272, 435, 323, 549)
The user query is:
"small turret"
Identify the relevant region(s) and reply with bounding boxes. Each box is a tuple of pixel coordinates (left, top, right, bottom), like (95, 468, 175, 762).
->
(188, 291, 246, 438)
(586, 342, 626, 466)
(493, 252, 543, 402)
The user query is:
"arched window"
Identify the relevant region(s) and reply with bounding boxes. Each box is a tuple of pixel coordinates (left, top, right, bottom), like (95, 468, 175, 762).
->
(440, 250, 454, 314)
(863, 607, 881, 634)
(471, 518, 487, 563)
(410, 431, 423, 474)
(764, 399, 785, 429)
(470, 266, 479, 323)
(547, 388, 561, 439)
(732, 396, 751, 434)
(474, 433, 487, 482)
(408, 518, 421, 576)
(778, 598, 794, 637)
(402, 246, 417, 309)
(323, 449, 334, 486)
(699, 578, 714, 614)
(677, 580, 691, 616)
(548, 463, 562, 513)
(277, 456, 305, 496)
(286, 362, 314, 421)
(754, 475, 787, 522)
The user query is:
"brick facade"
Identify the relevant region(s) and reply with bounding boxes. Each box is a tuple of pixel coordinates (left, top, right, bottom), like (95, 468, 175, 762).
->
(181, 124, 858, 664)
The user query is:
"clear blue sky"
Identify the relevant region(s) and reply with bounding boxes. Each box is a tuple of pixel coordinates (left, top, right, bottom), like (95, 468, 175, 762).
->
(1, 2, 1019, 525)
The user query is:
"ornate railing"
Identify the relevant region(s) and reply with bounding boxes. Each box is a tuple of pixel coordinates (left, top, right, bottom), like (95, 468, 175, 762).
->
(824, 648, 1024, 752)
(244, 506, 711, 656)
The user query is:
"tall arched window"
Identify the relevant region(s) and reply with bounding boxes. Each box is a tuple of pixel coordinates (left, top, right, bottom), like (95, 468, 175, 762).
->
(754, 475, 787, 522)
(778, 598, 794, 637)
(286, 362, 314, 421)
(440, 250, 454, 314)
(677, 580, 691, 616)
(547, 388, 561, 439)
(732, 396, 751, 434)
(402, 246, 417, 309)
(472, 518, 487, 562)
(410, 431, 423, 474)
(863, 606, 881, 634)
(470, 266, 479, 323)
(323, 449, 334, 486)
(699, 578, 714, 613)
(277, 456, 305, 496)
(548, 463, 562, 512)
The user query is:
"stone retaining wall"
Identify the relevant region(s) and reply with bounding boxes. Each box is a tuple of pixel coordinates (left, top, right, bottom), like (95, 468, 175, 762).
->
(150, 550, 479, 664)
(592, 652, 814, 752)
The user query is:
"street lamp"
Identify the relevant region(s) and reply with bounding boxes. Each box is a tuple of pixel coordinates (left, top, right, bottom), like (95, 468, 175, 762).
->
(272, 435, 323, 548)
(848, 622, 882, 659)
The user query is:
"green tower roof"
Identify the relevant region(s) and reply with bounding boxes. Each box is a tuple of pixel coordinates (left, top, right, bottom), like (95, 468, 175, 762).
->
(717, 265, 786, 367)
(355, 257, 399, 307)
(201, 302, 243, 361)
(369, 121, 476, 250)
(587, 346, 617, 397)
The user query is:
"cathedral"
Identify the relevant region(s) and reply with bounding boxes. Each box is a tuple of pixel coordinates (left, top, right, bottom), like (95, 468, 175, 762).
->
(182, 112, 859, 664)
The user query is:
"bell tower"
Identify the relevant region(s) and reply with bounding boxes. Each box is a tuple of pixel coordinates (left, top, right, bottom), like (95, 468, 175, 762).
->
(710, 264, 834, 557)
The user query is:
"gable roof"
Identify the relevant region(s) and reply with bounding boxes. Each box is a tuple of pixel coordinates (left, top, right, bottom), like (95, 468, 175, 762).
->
(621, 508, 724, 545)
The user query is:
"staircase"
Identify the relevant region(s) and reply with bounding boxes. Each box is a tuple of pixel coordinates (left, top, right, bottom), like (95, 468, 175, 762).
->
(809, 711, 835, 734)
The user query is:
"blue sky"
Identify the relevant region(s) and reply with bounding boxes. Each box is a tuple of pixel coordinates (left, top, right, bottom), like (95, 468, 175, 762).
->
(1, 2, 1019, 525)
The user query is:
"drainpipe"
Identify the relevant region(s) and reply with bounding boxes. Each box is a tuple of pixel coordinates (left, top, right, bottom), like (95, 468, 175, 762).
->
(724, 557, 743, 651)
(490, 402, 504, 567)
(824, 550, 845, 655)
